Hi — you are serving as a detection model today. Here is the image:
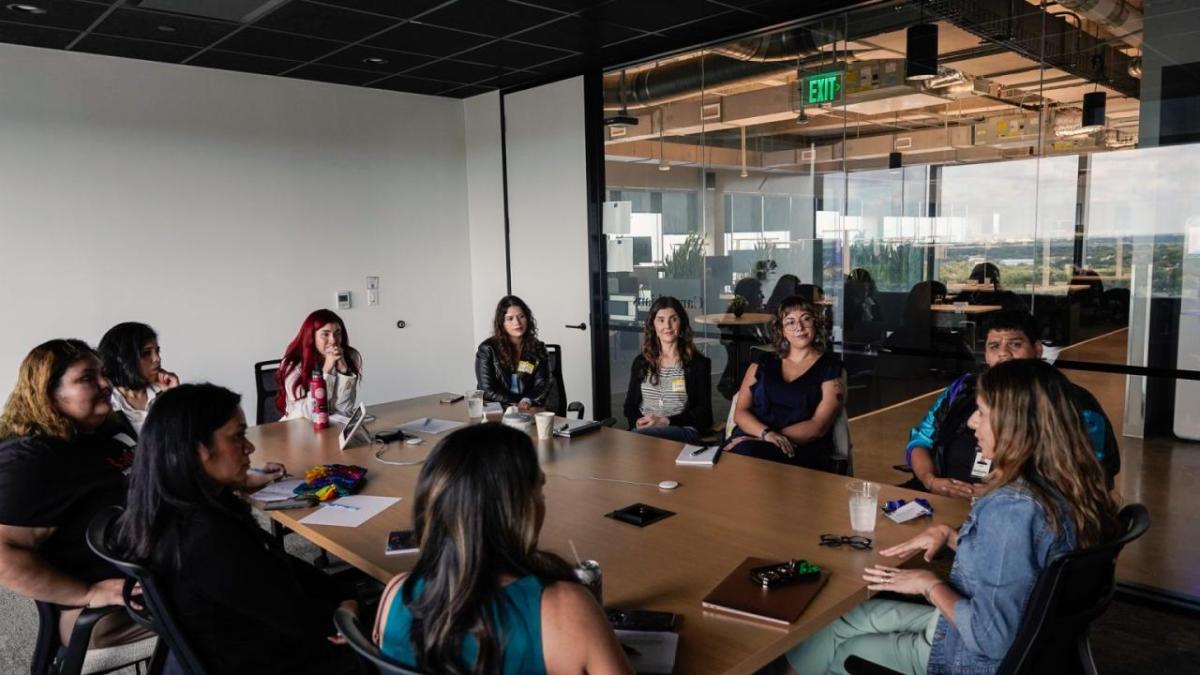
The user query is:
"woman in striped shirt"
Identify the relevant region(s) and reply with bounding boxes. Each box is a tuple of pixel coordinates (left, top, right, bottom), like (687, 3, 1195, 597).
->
(622, 296, 713, 444)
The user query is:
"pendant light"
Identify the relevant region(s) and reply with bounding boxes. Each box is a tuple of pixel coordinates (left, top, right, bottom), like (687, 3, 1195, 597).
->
(657, 108, 670, 171)
(604, 69, 638, 127)
(739, 126, 749, 178)
(906, 4, 938, 82)
(1082, 91, 1107, 128)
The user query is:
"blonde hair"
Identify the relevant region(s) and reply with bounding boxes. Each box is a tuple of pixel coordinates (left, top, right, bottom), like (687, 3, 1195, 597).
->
(0, 339, 97, 441)
(978, 359, 1120, 549)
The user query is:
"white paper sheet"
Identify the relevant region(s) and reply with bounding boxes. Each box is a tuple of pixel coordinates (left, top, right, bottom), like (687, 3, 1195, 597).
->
(398, 417, 466, 435)
(251, 478, 306, 503)
(297, 495, 401, 528)
(615, 630, 679, 674)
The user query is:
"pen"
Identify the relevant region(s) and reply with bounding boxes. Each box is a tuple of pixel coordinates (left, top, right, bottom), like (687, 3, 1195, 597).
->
(558, 423, 570, 432)
(690, 446, 710, 456)
(423, 417, 431, 428)
(324, 502, 360, 511)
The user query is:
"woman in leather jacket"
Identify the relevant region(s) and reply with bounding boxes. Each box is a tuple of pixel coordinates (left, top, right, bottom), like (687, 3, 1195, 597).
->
(475, 296, 555, 411)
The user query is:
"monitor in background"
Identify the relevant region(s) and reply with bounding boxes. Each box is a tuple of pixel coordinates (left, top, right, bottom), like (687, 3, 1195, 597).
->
(632, 236, 653, 265)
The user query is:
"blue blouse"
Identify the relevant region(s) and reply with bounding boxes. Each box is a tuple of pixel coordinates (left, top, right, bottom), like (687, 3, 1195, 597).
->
(380, 575, 547, 675)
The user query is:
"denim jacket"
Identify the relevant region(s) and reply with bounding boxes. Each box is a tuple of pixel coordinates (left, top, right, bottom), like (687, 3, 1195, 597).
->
(927, 479, 1076, 674)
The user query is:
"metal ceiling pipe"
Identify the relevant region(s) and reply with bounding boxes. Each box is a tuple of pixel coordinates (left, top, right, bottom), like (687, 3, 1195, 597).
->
(1055, 0, 1143, 46)
(710, 29, 819, 62)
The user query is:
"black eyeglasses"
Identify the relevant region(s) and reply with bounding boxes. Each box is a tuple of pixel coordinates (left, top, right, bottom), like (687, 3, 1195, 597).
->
(819, 534, 872, 550)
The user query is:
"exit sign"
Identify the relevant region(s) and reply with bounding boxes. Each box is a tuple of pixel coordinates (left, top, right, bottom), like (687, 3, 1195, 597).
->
(804, 71, 842, 105)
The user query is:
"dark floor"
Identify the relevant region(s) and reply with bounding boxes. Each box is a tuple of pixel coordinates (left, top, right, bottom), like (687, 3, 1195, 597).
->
(1091, 596, 1200, 674)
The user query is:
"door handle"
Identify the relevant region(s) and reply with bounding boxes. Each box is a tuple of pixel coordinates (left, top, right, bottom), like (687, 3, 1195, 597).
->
(565, 323, 587, 331)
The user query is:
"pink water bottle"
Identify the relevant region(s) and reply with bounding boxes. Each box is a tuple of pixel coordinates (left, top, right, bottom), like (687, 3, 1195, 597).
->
(310, 370, 329, 431)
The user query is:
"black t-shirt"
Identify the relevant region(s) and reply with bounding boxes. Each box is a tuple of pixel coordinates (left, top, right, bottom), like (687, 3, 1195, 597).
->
(0, 431, 130, 584)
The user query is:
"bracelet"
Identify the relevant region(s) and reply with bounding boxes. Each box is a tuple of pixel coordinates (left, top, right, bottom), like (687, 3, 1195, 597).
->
(924, 580, 948, 602)
(760, 427, 775, 440)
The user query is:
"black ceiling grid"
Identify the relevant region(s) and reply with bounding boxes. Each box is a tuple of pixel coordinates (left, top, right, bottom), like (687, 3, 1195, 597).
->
(0, 0, 874, 98)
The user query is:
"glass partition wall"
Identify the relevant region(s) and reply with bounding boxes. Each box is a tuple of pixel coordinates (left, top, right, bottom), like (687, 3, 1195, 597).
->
(598, 0, 1200, 601)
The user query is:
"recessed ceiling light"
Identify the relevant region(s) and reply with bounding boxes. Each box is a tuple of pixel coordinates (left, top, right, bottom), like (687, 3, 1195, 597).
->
(362, 57, 389, 65)
(6, 3, 47, 14)
(156, 25, 177, 33)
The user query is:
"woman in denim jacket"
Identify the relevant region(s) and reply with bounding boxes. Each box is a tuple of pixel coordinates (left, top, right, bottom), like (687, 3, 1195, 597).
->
(787, 359, 1120, 675)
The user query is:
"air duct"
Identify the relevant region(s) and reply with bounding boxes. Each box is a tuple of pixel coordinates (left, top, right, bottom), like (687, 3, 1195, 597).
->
(711, 29, 819, 62)
(1055, 0, 1143, 47)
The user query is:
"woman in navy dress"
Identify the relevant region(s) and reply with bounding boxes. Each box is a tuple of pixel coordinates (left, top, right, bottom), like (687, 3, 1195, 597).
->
(724, 295, 845, 472)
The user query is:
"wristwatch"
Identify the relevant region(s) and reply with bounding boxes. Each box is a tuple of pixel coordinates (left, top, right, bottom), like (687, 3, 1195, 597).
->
(760, 427, 775, 440)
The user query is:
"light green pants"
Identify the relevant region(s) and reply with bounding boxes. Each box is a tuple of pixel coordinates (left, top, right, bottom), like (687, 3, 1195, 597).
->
(786, 598, 938, 675)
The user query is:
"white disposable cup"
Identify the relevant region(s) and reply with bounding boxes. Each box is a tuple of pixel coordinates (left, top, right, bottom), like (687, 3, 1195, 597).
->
(466, 390, 484, 418)
(534, 412, 555, 439)
(847, 480, 880, 533)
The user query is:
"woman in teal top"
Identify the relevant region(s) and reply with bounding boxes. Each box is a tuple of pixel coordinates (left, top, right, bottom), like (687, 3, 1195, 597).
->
(374, 423, 632, 675)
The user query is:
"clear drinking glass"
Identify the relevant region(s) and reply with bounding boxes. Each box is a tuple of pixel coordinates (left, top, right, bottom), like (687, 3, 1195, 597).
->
(466, 389, 484, 418)
(847, 480, 880, 533)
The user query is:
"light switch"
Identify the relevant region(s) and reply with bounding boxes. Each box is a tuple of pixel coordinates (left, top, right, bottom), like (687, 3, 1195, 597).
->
(366, 276, 380, 306)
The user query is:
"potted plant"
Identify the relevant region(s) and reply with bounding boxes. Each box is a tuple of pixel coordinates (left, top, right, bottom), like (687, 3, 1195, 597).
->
(729, 294, 748, 318)
(753, 258, 777, 281)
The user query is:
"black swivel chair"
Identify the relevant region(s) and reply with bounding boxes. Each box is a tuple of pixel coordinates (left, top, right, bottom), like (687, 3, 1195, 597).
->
(845, 503, 1150, 675)
(32, 600, 155, 675)
(253, 360, 283, 426)
(86, 506, 209, 675)
(333, 607, 423, 675)
(544, 344, 585, 419)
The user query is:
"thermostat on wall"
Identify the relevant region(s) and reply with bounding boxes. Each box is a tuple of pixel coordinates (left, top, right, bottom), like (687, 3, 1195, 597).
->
(337, 291, 352, 310)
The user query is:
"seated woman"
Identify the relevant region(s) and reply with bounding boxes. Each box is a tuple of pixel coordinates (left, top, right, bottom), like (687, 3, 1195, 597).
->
(0, 339, 147, 648)
(276, 309, 363, 420)
(112, 383, 356, 673)
(475, 295, 554, 411)
(786, 358, 1121, 675)
(723, 296, 845, 472)
(98, 321, 180, 435)
(375, 423, 632, 674)
(622, 296, 713, 444)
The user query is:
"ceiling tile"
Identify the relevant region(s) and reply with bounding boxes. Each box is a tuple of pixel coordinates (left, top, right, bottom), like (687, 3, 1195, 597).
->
(0, 19, 76, 49)
(365, 21, 490, 57)
(455, 39, 572, 69)
(218, 26, 345, 61)
(0, 0, 107, 31)
(72, 34, 197, 63)
(582, 0, 727, 33)
(418, 0, 562, 38)
(509, 14, 640, 51)
(286, 63, 381, 85)
(316, 44, 431, 73)
(369, 74, 460, 95)
(440, 83, 496, 98)
(308, 0, 448, 20)
(404, 57, 504, 83)
(514, 0, 613, 12)
(254, 1, 398, 43)
(661, 10, 761, 40)
(188, 48, 301, 75)
(91, 8, 238, 47)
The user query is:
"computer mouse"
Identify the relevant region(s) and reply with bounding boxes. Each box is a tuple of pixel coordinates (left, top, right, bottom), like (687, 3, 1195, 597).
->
(405, 437, 422, 446)
(658, 480, 679, 490)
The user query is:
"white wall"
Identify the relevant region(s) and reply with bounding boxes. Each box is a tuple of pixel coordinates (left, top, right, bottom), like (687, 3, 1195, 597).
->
(0, 43, 478, 417)
(463, 92, 509, 346)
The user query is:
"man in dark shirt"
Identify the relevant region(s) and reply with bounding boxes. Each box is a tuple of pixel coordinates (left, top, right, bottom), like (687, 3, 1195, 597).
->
(903, 311, 1120, 497)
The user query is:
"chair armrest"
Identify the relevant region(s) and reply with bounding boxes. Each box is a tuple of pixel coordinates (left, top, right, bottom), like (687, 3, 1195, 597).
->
(844, 655, 904, 675)
(567, 401, 585, 419)
(58, 605, 125, 675)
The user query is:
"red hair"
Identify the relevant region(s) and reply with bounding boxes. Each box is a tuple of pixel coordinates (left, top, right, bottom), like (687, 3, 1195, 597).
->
(275, 309, 361, 414)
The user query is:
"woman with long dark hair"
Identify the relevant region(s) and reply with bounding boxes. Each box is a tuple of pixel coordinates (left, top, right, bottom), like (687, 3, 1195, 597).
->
(276, 309, 363, 420)
(786, 359, 1121, 674)
(622, 296, 712, 443)
(474, 296, 554, 411)
(375, 424, 631, 674)
(113, 383, 358, 673)
(723, 296, 845, 472)
(98, 321, 180, 435)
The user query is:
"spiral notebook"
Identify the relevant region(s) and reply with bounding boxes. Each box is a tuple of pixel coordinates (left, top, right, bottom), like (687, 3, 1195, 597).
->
(701, 557, 830, 626)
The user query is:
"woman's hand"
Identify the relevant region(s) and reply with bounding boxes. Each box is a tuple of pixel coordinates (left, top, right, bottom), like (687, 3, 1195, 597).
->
(636, 416, 669, 428)
(925, 476, 975, 500)
(322, 345, 344, 374)
(862, 565, 942, 596)
(763, 430, 794, 458)
(880, 524, 952, 562)
(156, 369, 180, 389)
(85, 578, 126, 608)
(329, 599, 359, 644)
(245, 462, 287, 490)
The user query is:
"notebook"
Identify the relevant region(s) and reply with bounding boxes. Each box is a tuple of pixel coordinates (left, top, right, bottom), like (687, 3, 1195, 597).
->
(676, 444, 720, 466)
(552, 417, 603, 438)
(701, 557, 830, 626)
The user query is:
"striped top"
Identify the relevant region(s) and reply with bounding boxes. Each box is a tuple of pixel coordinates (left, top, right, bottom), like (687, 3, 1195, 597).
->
(640, 363, 688, 418)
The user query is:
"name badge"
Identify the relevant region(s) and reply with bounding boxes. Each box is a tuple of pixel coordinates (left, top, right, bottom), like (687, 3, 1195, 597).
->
(670, 378, 686, 393)
(517, 360, 536, 375)
(970, 451, 992, 479)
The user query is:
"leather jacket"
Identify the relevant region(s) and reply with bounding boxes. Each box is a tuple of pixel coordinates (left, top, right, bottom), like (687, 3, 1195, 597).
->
(474, 339, 553, 407)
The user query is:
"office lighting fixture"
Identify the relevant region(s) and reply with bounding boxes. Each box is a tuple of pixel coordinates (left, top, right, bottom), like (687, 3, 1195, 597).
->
(796, 107, 809, 125)
(5, 3, 45, 14)
(362, 57, 389, 65)
(606, 69, 639, 128)
(906, 23, 938, 80)
(739, 126, 749, 178)
(1082, 91, 1107, 128)
(658, 108, 670, 171)
(888, 151, 902, 169)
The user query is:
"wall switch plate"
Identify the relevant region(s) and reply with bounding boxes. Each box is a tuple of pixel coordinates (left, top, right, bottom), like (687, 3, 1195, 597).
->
(337, 291, 352, 310)
(366, 276, 380, 306)
(366, 276, 379, 290)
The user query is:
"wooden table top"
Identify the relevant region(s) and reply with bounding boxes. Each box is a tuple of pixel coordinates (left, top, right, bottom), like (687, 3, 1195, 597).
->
(249, 395, 969, 675)
(695, 312, 774, 326)
(930, 303, 1002, 314)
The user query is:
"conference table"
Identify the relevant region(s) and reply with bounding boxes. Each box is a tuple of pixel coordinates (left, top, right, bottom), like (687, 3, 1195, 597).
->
(249, 395, 969, 675)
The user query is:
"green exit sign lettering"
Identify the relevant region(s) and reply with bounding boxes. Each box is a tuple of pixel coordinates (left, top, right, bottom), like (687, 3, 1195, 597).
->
(805, 71, 842, 105)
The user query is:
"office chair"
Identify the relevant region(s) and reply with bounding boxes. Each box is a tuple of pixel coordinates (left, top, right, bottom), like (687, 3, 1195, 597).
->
(253, 360, 283, 426)
(333, 607, 423, 675)
(32, 601, 156, 675)
(544, 344, 585, 419)
(845, 503, 1150, 675)
(86, 507, 209, 675)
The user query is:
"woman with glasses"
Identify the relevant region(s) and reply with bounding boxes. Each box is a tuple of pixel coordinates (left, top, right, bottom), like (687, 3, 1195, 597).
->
(722, 296, 845, 472)
(785, 359, 1121, 674)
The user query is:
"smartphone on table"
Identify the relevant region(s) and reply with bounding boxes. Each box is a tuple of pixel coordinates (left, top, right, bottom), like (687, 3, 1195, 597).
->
(385, 530, 419, 556)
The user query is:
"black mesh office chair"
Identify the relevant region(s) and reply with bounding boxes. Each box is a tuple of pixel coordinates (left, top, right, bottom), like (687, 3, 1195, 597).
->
(31, 600, 155, 675)
(544, 344, 584, 419)
(333, 607, 423, 675)
(845, 503, 1150, 675)
(254, 360, 283, 426)
(86, 507, 209, 675)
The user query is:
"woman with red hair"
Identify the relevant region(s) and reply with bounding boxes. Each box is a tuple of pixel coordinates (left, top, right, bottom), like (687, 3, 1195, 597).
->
(275, 310, 363, 420)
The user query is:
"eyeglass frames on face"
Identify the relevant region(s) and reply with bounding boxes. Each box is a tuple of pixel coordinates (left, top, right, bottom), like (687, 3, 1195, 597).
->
(819, 534, 872, 550)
